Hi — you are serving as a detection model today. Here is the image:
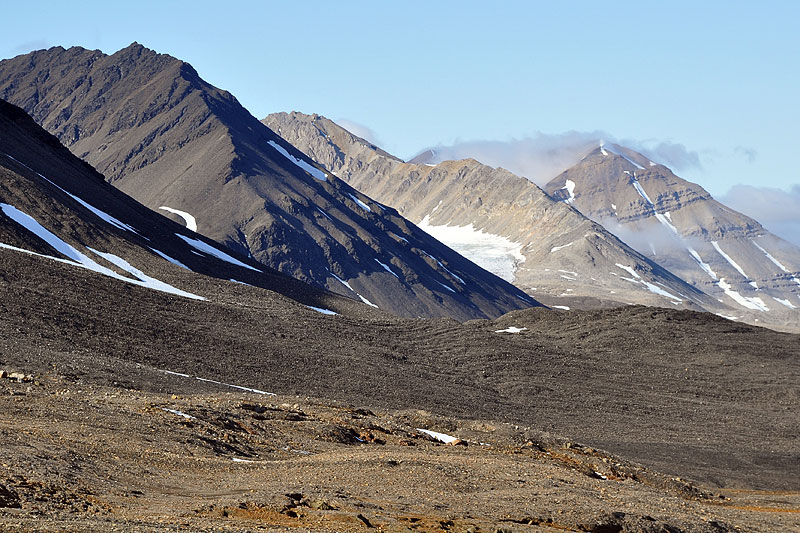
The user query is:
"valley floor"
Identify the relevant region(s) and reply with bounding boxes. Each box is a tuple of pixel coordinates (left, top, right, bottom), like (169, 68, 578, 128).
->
(0, 370, 798, 532)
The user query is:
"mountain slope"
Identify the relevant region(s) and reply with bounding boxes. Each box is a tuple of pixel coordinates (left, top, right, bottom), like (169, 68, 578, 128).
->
(0, 98, 379, 321)
(264, 111, 722, 313)
(544, 145, 800, 331)
(0, 44, 537, 320)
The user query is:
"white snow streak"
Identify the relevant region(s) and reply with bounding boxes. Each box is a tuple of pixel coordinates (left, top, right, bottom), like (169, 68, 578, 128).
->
(159, 206, 198, 232)
(347, 193, 372, 212)
(306, 305, 338, 315)
(416, 428, 459, 444)
(551, 305, 571, 310)
(267, 140, 327, 181)
(149, 247, 190, 270)
(615, 263, 682, 302)
(711, 241, 749, 279)
(0, 203, 204, 300)
(550, 242, 574, 253)
(752, 240, 800, 287)
(436, 281, 456, 293)
(162, 369, 275, 396)
(357, 293, 379, 308)
(420, 250, 465, 284)
(773, 297, 797, 310)
(687, 247, 718, 279)
(2, 153, 138, 234)
(176, 234, 260, 271)
(374, 258, 399, 278)
(161, 408, 195, 420)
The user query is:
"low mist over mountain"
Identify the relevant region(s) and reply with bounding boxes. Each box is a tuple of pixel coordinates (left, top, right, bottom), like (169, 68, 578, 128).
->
(264, 112, 724, 314)
(545, 144, 800, 331)
(0, 44, 537, 320)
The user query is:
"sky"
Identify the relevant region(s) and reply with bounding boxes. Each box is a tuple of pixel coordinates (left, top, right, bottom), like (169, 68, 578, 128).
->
(2, 1, 798, 243)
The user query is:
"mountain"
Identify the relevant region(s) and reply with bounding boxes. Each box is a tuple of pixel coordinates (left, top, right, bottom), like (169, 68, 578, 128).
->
(0, 98, 374, 317)
(264, 111, 722, 313)
(544, 144, 800, 331)
(0, 44, 538, 320)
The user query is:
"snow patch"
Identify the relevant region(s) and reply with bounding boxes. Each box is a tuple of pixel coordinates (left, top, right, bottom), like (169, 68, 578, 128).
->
(417, 215, 525, 283)
(176, 234, 260, 272)
(306, 305, 337, 315)
(162, 369, 275, 395)
(161, 408, 195, 420)
(420, 250, 465, 284)
(374, 258, 399, 278)
(159, 206, 197, 232)
(551, 305, 571, 310)
(347, 193, 372, 212)
(773, 297, 797, 310)
(0, 203, 204, 300)
(752, 240, 800, 286)
(2, 154, 139, 234)
(436, 281, 456, 293)
(495, 326, 527, 333)
(550, 242, 574, 253)
(267, 140, 327, 181)
(687, 247, 718, 279)
(357, 293, 379, 308)
(717, 278, 769, 311)
(561, 179, 576, 204)
(149, 247, 190, 270)
(712, 241, 749, 279)
(416, 428, 459, 444)
(616, 263, 683, 302)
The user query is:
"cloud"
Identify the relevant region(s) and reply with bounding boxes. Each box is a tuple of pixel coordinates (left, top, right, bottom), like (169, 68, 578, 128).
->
(413, 131, 605, 185)
(734, 145, 758, 164)
(334, 118, 382, 147)
(9, 39, 50, 56)
(413, 132, 705, 186)
(719, 184, 800, 247)
(623, 139, 703, 172)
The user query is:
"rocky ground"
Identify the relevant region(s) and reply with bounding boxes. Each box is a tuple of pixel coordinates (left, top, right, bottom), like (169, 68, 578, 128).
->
(0, 368, 798, 532)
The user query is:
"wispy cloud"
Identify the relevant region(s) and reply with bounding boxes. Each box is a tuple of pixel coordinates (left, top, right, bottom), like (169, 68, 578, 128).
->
(412, 132, 704, 186)
(734, 145, 758, 164)
(719, 184, 800, 246)
(9, 39, 50, 56)
(335, 118, 383, 147)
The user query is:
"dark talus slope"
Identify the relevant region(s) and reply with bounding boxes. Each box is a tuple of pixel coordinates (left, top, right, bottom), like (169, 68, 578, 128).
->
(0, 97, 368, 315)
(264, 111, 723, 313)
(0, 44, 537, 320)
(544, 144, 800, 332)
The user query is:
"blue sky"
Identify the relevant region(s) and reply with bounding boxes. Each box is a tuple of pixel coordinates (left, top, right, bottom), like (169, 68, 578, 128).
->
(2, 1, 798, 240)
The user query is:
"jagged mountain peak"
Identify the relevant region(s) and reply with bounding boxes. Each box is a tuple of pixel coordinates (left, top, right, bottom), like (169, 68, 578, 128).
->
(545, 146, 800, 331)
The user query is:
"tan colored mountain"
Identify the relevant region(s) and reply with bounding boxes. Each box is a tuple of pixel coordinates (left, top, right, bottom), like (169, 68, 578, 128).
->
(0, 44, 539, 320)
(264, 112, 722, 314)
(544, 144, 800, 331)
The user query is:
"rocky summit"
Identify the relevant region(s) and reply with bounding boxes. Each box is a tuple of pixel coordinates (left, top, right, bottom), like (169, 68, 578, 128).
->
(0, 44, 538, 320)
(545, 144, 800, 332)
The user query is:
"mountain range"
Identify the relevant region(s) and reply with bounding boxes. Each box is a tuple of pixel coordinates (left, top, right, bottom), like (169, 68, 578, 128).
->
(0, 43, 536, 320)
(264, 112, 800, 332)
